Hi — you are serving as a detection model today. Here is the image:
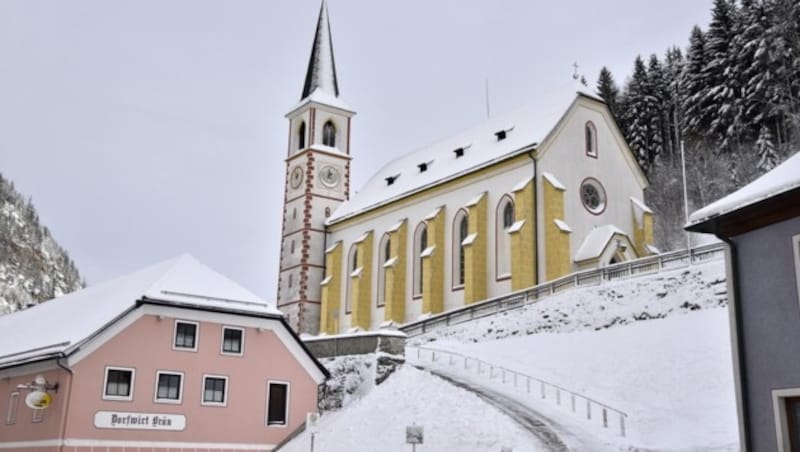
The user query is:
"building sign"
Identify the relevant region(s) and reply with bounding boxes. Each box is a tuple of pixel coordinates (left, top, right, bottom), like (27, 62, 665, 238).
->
(94, 411, 186, 431)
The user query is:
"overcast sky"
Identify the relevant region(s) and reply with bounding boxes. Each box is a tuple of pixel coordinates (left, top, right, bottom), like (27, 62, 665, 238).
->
(0, 1, 712, 301)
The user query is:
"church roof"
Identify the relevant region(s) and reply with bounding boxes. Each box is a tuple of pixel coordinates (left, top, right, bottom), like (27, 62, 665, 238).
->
(327, 82, 601, 224)
(0, 255, 281, 369)
(301, 0, 339, 100)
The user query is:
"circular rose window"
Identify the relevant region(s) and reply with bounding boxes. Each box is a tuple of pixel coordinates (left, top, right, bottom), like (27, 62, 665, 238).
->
(580, 178, 606, 214)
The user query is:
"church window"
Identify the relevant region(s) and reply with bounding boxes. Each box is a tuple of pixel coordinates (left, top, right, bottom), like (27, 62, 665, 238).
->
(288, 273, 293, 288)
(585, 121, 597, 157)
(290, 240, 295, 254)
(298, 121, 306, 150)
(293, 208, 297, 219)
(378, 234, 391, 307)
(453, 210, 469, 288)
(323, 121, 336, 147)
(503, 202, 514, 229)
(346, 245, 358, 313)
(413, 223, 428, 298)
(580, 178, 607, 215)
(496, 196, 514, 279)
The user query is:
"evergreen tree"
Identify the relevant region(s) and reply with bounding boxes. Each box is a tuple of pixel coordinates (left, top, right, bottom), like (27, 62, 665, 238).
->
(646, 54, 668, 162)
(663, 46, 686, 163)
(622, 56, 657, 172)
(683, 26, 711, 141)
(703, 0, 743, 150)
(596, 67, 621, 120)
(756, 125, 779, 171)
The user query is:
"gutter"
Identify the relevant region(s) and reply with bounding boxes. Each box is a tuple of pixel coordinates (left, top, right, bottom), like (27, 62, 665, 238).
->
(56, 355, 73, 452)
(718, 233, 752, 451)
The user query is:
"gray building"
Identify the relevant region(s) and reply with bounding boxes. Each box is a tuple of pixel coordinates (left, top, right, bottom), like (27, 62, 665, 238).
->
(687, 151, 800, 451)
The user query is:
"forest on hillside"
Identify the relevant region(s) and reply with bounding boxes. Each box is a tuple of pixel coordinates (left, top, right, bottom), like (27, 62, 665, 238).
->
(0, 172, 83, 313)
(596, 0, 800, 249)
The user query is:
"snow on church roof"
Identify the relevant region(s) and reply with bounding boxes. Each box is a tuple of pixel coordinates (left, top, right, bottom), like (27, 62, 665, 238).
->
(0, 255, 279, 368)
(688, 150, 800, 227)
(327, 82, 601, 224)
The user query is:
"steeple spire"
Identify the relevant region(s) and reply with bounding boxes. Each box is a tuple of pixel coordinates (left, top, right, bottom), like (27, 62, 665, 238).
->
(301, 0, 339, 99)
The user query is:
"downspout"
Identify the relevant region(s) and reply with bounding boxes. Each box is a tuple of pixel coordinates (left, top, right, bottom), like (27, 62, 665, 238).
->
(55, 355, 74, 452)
(718, 233, 751, 452)
(527, 150, 538, 284)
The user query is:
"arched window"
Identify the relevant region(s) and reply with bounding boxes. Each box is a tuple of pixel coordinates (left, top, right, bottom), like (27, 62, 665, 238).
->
(298, 121, 306, 150)
(322, 121, 336, 147)
(453, 210, 469, 288)
(346, 244, 358, 313)
(378, 234, 391, 307)
(496, 196, 515, 279)
(413, 223, 428, 298)
(585, 121, 597, 157)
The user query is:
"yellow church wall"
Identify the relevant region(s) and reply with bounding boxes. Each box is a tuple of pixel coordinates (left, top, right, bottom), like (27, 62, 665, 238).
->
(543, 177, 571, 281)
(463, 194, 487, 304)
(510, 178, 537, 291)
(633, 210, 655, 256)
(384, 220, 407, 323)
(350, 231, 373, 330)
(422, 207, 445, 315)
(319, 241, 342, 334)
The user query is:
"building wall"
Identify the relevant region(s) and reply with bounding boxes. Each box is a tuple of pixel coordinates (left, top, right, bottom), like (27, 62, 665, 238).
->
(328, 156, 532, 331)
(0, 310, 321, 451)
(732, 216, 800, 450)
(535, 98, 646, 280)
(0, 364, 70, 450)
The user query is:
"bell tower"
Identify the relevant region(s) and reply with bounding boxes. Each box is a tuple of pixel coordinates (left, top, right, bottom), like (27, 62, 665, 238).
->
(277, 0, 355, 334)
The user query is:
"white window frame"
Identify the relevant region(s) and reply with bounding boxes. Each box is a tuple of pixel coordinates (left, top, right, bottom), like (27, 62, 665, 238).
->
(173, 320, 199, 352)
(201, 374, 229, 407)
(772, 387, 800, 451)
(793, 235, 800, 308)
(5, 392, 19, 425)
(265, 380, 291, 428)
(102, 366, 135, 402)
(220, 326, 245, 357)
(154, 370, 184, 405)
(31, 408, 43, 423)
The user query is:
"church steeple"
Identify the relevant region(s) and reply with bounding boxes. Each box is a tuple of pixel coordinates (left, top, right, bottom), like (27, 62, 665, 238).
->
(277, 1, 354, 334)
(301, 0, 339, 99)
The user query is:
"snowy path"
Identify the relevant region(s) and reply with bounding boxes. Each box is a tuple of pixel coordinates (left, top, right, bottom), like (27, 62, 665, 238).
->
(418, 365, 570, 451)
(413, 361, 618, 451)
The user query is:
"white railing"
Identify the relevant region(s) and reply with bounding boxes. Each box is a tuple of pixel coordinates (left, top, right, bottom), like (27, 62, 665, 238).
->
(412, 345, 628, 437)
(400, 243, 724, 337)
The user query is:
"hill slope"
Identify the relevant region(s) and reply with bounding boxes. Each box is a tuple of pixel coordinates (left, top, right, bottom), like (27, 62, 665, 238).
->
(0, 173, 82, 314)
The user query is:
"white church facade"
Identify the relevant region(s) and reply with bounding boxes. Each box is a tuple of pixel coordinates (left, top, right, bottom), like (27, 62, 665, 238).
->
(276, 1, 656, 335)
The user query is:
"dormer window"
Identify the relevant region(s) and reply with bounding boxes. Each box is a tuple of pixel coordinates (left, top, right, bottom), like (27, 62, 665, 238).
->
(494, 125, 514, 141)
(453, 144, 471, 158)
(385, 173, 400, 186)
(322, 121, 336, 147)
(298, 121, 306, 150)
(417, 160, 433, 173)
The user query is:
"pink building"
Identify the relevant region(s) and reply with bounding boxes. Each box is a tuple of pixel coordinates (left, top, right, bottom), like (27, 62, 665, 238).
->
(0, 255, 328, 451)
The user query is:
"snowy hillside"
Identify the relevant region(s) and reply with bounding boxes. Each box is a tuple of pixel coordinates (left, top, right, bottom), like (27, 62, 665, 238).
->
(281, 261, 736, 451)
(0, 173, 82, 314)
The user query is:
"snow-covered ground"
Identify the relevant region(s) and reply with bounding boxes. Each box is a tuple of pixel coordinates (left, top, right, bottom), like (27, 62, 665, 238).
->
(281, 365, 552, 452)
(414, 308, 738, 451)
(282, 261, 738, 451)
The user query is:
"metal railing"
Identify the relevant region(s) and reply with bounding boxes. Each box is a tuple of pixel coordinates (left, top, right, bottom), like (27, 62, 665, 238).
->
(400, 243, 724, 337)
(412, 345, 628, 437)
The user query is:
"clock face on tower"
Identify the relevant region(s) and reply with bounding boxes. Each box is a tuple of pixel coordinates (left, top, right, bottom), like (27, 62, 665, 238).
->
(319, 165, 341, 188)
(290, 166, 304, 189)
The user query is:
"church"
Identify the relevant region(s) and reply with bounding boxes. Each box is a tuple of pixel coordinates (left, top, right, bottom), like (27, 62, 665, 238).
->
(276, 1, 656, 335)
